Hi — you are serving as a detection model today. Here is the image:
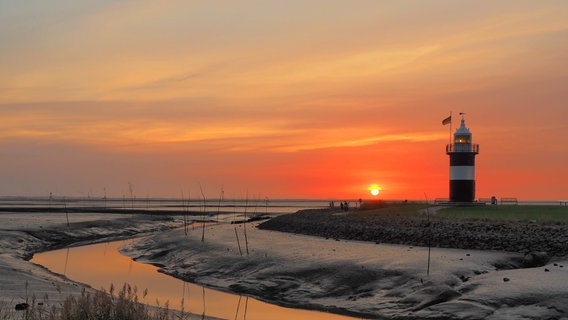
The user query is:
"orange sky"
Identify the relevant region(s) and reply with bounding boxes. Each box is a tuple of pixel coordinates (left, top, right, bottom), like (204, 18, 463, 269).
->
(1, 1, 567, 200)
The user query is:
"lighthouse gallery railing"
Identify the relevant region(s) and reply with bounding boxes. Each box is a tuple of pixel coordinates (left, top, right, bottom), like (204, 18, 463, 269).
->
(446, 144, 479, 153)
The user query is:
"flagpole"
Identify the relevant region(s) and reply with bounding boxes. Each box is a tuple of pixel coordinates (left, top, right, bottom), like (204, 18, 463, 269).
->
(449, 111, 452, 147)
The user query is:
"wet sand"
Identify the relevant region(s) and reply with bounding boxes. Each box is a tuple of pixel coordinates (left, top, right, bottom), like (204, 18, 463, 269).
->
(121, 211, 568, 319)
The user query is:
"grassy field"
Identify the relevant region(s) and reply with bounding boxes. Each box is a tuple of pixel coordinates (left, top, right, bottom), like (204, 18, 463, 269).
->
(436, 205, 568, 223)
(356, 200, 568, 223)
(356, 201, 429, 217)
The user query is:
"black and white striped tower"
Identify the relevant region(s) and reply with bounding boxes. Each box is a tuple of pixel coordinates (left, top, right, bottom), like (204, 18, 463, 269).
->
(446, 115, 479, 202)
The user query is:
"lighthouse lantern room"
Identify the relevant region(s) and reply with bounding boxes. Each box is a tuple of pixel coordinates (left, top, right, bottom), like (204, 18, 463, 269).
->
(446, 116, 479, 202)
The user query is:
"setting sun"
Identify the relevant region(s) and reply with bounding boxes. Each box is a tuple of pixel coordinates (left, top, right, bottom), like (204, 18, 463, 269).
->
(368, 184, 381, 197)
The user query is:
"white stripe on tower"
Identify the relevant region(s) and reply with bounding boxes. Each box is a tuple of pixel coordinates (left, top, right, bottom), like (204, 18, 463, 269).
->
(450, 166, 475, 180)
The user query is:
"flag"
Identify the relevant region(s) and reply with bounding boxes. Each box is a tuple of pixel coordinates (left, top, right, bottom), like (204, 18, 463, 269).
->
(442, 115, 451, 126)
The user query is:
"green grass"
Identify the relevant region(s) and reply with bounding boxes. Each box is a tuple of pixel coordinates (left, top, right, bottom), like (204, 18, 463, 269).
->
(356, 201, 568, 223)
(355, 201, 429, 217)
(437, 205, 568, 223)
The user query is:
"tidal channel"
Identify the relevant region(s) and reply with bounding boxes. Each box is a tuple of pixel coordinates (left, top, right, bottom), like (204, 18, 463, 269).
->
(32, 239, 362, 320)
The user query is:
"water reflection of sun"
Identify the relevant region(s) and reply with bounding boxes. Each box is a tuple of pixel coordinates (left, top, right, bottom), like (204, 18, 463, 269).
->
(368, 184, 381, 196)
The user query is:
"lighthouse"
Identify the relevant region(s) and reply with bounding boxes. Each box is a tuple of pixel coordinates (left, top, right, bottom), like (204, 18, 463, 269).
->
(446, 116, 479, 202)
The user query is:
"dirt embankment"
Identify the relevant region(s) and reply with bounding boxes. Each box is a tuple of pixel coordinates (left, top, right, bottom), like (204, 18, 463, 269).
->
(258, 209, 568, 258)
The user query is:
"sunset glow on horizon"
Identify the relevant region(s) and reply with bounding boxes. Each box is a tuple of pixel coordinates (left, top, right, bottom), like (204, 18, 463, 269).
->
(1, 1, 567, 200)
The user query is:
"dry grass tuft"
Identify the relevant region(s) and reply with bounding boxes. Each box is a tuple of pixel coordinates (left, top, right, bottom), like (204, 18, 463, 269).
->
(0, 283, 189, 320)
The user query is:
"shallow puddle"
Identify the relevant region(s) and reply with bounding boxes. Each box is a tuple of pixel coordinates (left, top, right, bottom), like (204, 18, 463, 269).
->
(32, 240, 362, 320)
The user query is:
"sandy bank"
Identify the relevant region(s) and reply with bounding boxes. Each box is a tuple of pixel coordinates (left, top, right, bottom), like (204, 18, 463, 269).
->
(120, 217, 568, 319)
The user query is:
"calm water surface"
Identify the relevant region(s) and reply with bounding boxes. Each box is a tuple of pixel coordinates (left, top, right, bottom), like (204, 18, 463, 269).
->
(32, 240, 362, 320)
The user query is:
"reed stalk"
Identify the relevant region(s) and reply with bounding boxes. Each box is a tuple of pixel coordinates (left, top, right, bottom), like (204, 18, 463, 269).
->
(128, 182, 135, 210)
(243, 192, 249, 256)
(199, 184, 206, 242)
(234, 227, 243, 256)
(217, 188, 224, 224)
(234, 295, 242, 320)
(424, 193, 432, 277)
(181, 190, 188, 236)
(64, 197, 70, 228)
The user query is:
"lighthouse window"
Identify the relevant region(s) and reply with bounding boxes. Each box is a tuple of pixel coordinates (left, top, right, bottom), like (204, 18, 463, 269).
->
(455, 135, 470, 144)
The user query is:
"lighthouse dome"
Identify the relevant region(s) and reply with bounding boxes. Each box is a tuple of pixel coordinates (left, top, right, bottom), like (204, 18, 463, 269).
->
(455, 118, 471, 135)
(454, 118, 472, 145)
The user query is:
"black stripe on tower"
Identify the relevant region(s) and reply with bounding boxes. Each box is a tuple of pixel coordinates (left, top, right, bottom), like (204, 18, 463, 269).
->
(449, 153, 475, 166)
(450, 180, 475, 202)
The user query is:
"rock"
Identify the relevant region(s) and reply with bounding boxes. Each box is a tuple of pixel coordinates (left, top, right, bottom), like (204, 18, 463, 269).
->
(522, 252, 551, 268)
(15, 303, 29, 311)
(503, 277, 510, 282)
